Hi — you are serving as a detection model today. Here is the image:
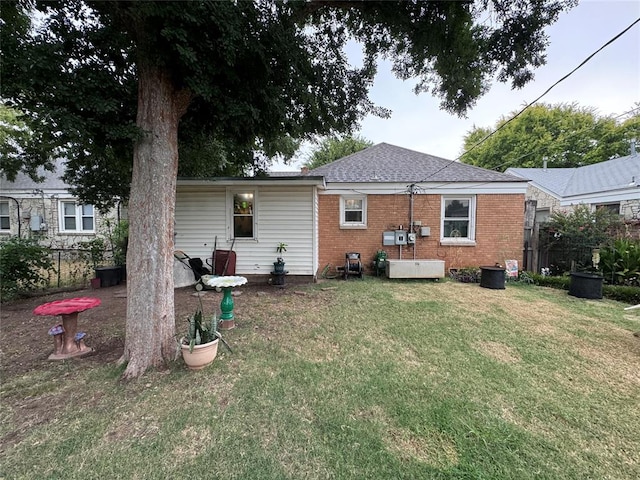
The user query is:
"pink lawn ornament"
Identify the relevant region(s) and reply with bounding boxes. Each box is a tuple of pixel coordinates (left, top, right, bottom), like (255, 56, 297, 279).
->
(34, 297, 101, 360)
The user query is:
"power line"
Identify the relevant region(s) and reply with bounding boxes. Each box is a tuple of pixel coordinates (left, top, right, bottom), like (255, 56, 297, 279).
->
(458, 16, 640, 163)
(417, 105, 640, 193)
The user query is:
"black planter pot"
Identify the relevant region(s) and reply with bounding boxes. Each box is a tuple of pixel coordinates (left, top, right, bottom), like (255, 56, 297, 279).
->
(117, 264, 126, 283)
(95, 266, 122, 288)
(273, 262, 285, 274)
(480, 266, 506, 290)
(569, 272, 603, 299)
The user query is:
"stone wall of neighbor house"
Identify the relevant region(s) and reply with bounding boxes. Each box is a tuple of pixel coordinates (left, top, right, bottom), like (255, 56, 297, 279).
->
(620, 199, 640, 221)
(1, 196, 121, 248)
(317, 193, 525, 275)
(527, 185, 640, 221)
(526, 185, 565, 214)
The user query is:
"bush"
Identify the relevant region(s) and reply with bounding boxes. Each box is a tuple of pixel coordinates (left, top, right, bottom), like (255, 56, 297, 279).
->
(599, 238, 640, 286)
(527, 272, 640, 304)
(0, 236, 55, 301)
(529, 273, 570, 290)
(602, 284, 640, 304)
(542, 205, 623, 274)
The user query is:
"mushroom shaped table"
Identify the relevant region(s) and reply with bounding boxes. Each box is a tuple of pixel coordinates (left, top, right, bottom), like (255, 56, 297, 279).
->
(33, 297, 101, 360)
(205, 275, 248, 330)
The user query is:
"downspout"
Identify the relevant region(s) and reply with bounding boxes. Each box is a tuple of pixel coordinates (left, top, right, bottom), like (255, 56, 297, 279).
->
(409, 184, 416, 260)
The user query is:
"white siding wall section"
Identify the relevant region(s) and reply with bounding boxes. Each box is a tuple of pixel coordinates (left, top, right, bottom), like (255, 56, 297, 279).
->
(175, 185, 316, 276)
(175, 187, 225, 259)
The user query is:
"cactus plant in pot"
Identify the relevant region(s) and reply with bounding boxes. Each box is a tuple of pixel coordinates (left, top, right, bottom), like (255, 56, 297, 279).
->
(180, 297, 231, 370)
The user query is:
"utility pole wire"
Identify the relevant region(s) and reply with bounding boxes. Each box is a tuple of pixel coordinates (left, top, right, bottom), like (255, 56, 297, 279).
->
(458, 16, 640, 163)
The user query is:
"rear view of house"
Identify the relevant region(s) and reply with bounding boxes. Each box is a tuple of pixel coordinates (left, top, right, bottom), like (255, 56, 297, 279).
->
(174, 143, 528, 283)
(311, 143, 529, 276)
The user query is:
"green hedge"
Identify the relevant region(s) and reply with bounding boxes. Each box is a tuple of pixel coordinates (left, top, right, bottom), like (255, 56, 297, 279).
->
(527, 273, 640, 304)
(602, 284, 640, 304)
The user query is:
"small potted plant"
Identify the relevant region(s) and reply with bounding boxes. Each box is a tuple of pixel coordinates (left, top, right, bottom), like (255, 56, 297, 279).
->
(273, 242, 287, 274)
(180, 297, 231, 370)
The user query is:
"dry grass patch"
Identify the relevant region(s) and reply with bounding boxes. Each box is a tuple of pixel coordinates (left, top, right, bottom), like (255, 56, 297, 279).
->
(473, 340, 521, 363)
(386, 426, 460, 468)
(573, 342, 640, 393)
(172, 425, 212, 459)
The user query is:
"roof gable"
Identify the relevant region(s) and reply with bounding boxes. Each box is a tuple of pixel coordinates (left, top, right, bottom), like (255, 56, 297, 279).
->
(310, 143, 524, 183)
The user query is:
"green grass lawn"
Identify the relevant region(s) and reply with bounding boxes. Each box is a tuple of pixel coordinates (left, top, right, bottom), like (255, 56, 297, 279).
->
(2, 280, 639, 479)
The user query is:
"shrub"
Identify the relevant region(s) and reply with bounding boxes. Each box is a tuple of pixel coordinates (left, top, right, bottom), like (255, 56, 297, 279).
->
(527, 272, 640, 304)
(542, 205, 623, 274)
(78, 237, 106, 269)
(599, 238, 640, 286)
(0, 236, 55, 301)
(602, 284, 640, 304)
(529, 273, 570, 290)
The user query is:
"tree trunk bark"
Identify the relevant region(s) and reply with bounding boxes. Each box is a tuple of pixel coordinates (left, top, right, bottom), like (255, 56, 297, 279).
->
(120, 63, 190, 380)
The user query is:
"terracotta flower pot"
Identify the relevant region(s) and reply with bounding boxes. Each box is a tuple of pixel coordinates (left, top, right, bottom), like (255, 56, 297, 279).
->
(181, 338, 219, 370)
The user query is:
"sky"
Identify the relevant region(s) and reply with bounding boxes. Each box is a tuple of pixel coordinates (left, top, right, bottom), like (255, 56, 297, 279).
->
(274, 0, 640, 171)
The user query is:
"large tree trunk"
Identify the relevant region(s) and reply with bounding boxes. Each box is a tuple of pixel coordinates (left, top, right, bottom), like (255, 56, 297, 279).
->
(120, 63, 190, 380)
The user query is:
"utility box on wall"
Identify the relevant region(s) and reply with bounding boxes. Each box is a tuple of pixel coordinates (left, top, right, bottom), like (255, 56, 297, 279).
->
(30, 215, 44, 231)
(394, 230, 407, 245)
(382, 231, 395, 246)
(420, 226, 431, 237)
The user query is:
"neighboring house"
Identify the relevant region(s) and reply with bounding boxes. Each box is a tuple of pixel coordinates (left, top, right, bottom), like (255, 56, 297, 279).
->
(0, 159, 122, 248)
(506, 153, 640, 224)
(175, 143, 528, 281)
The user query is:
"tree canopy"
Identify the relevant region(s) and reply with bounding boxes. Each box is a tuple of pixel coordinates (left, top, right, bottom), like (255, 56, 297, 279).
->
(1, 0, 578, 378)
(460, 103, 640, 171)
(0, 105, 32, 178)
(304, 135, 373, 170)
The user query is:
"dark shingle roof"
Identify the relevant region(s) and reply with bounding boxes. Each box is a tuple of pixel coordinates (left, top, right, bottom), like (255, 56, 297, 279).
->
(309, 143, 525, 183)
(507, 154, 640, 197)
(0, 158, 68, 191)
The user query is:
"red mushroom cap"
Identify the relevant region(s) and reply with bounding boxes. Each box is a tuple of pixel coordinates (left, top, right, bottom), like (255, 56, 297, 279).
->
(33, 297, 101, 316)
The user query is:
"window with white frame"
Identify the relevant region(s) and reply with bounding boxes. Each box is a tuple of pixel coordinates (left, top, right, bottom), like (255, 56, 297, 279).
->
(59, 201, 95, 233)
(232, 192, 255, 238)
(441, 196, 475, 242)
(0, 201, 10, 231)
(340, 195, 367, 228)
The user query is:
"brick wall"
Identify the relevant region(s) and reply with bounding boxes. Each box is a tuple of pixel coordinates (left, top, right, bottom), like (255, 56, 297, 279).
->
(318, 193, 525, 274)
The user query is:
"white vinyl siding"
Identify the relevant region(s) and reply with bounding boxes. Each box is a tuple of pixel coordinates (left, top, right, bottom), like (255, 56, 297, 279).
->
(175, 186, 315, 275)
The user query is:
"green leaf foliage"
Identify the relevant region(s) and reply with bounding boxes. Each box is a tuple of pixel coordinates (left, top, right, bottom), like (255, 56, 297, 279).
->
(461, 103, 640, 171)
(2, 0, 578, 205)
(305, 135, 374, 170)
(599, 238, 640, 287)
(542, 205, 624, 273)
(0, 236, 55, 301)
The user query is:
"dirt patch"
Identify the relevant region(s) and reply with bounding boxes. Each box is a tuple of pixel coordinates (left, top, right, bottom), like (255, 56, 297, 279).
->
(0, 281, 310, 452)
(0, 282, 296, 377)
